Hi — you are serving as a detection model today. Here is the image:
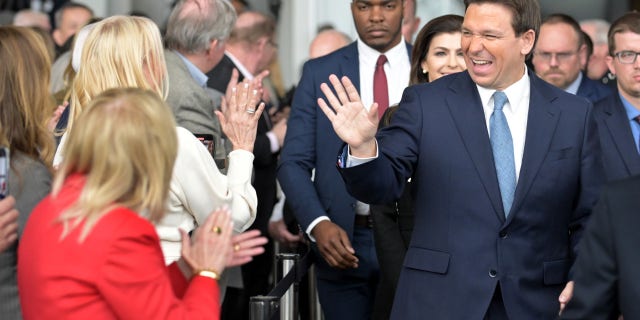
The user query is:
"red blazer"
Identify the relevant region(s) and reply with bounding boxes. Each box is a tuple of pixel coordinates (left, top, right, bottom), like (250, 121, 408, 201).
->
(17, 174, 221, 319)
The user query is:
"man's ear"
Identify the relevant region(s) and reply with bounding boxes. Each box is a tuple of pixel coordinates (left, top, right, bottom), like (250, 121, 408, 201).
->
(520, 29, 536, 56)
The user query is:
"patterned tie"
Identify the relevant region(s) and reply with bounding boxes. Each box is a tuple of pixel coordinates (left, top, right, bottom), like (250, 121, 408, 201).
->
(374, 55, 389, 119)
(490, 91, 516, 217)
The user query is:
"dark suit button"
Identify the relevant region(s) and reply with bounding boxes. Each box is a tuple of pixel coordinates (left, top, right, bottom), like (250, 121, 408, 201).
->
(499, 231, 508, 238)
(489, 270, 497, 278)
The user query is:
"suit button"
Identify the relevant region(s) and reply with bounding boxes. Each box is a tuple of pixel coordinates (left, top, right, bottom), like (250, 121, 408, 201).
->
(499, 231, 508, 238)
(489, 270, 497, 278)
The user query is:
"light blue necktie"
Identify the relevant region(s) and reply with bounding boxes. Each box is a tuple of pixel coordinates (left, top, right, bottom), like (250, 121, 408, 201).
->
(490, 91, 516, 217)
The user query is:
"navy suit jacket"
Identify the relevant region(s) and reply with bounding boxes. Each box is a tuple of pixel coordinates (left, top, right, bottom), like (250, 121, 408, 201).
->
(593, 91, 640, 181)
(339, 70, 604, 319)
(561, 175, 640, 319)
(577, 72, 612, 104)
(278, 41, 411, 278)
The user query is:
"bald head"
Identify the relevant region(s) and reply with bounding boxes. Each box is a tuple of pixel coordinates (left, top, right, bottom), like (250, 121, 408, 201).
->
(13, 10, 51, 31)
(309, 29, 351, 59)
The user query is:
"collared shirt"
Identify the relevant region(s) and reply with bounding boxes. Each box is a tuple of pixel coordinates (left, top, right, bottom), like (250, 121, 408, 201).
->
(175, 50, 208, 88)
(565, 72, 582, 95)
(477, 66, 531, 182)
(347, 65, 531, 185)
(357, 37, 412, 110)
(226, 51, 253, 80)
(620, 93, 640, 153)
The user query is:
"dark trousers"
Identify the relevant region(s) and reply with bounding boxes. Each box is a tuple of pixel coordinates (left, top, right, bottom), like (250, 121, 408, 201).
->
(316, 226, 379, 320)
(484, 285, 509, 320)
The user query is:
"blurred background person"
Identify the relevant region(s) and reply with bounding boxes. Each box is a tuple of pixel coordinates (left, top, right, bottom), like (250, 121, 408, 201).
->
(17, 88, 256, 319)
(308, 28, 351, 59)
(581, 18, 616, 86)
(12, 9, 50, 31)
(0, 25, 56, 319)
(51, 2, 92, 57)
(371, 13, 465, 320)
(0, 197, 18, 253)
(532, 13, 611, 104)
(401, 0, 420, 44)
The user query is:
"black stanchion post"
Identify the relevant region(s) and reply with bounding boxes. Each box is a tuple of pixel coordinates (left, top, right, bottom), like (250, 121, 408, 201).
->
(250, 296, 279, 320)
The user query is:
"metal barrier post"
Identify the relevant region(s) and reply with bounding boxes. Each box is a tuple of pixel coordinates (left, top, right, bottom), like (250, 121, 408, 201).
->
(278, 253, 299, 320)
(250, 296, 279, 320)
(308, 265, 323, 320)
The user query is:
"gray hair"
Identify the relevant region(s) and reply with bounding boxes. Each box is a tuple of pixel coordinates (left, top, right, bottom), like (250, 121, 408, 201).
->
(580, 19, 610, 45)
(165, 0, 237, 54)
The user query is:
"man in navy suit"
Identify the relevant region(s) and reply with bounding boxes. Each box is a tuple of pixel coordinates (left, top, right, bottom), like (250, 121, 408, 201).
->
(318, 0, 604, 319)
(277, 0, 411, 319)
(591, 12, 640, 181)
(532, 13, 611, 104)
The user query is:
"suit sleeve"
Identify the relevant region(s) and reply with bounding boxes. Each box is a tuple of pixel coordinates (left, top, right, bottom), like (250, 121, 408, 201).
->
(570, 105, 605, 264)
(277, 62, 326, 231)
(561, 188, 619, 319)
(97, 216, 221, 320)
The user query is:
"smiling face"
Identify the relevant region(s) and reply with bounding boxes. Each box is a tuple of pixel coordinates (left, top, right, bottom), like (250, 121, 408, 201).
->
(461, 3, 535, 90)
(351, 0, 404, 52)
(421, 31, 465, 82)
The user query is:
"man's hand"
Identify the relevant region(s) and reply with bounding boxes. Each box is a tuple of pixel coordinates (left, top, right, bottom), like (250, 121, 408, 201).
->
(558, 281, 574, 315)
(311, 220, 358, 269)
(270, 119, 287, 147)
(317, 74, 378, 157)
(268, 219, 301, 248)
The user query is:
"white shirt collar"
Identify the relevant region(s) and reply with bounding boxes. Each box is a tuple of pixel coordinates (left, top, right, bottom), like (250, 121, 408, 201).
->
(356, 36, 408, 71)
(565, 72, 582, 95)
(476, 65, 530, 112)
(225, 51, 254, 80)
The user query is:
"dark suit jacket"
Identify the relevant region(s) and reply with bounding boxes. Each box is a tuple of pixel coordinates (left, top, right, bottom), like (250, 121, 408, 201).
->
(339, 70, 605, 319)
(561, 175, 640, 319)
(593, 91, 640, 181)
(278, 41, 411, 279)
(577, 72, 612, 104)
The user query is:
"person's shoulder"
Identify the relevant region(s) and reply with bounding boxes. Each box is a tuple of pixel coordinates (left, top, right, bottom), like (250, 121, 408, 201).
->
(98, 206, 158, 240)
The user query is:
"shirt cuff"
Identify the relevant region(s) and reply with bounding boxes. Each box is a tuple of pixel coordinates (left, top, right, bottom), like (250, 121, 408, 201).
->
(345, 143, 379, 167)
(266, 131, 280, 153)
(305, 216, 330, 242)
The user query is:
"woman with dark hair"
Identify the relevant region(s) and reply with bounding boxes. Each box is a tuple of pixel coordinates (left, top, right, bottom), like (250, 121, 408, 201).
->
(372, 14, 466, 320)
(410, 14, 465, 85)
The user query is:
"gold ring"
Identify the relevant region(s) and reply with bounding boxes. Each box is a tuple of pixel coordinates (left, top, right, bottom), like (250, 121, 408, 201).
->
(234, 244, 240, 252)
(212, 226, 222, 234)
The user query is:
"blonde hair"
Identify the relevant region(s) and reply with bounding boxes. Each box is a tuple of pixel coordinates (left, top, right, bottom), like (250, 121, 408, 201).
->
(0, 26, 55, 166)
(66, 15, 167, 135)
(55, 88, 178, 241)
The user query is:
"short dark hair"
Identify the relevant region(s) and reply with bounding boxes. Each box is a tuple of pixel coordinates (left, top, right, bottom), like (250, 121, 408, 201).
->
(410, 14, 463, 85)
(464, 0, 540, 38)
(607, 11, 640, 56)
(541, 13, 584, 49)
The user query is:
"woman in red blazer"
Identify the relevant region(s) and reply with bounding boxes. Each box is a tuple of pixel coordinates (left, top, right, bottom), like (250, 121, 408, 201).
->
(17, 88, 259, 319)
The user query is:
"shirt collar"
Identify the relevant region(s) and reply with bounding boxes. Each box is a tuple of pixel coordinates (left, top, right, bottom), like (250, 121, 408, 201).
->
(225, 51, 254, 80)
(174, 50, 208, 88)
(620, 92, 640, 121)
(356, 36, 408, 68)
(565, 72, 582, 95)
(476, 65, 530, 111)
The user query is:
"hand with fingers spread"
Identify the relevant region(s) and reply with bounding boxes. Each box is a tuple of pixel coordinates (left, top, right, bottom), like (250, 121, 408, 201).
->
(317, 74, 379, 157)
(227, 229, 268, 267)
(180, 207, 234, 278)
(0, 196, 18, 253)
(216, 80, 265, 152)
(312, 220, 359, 269)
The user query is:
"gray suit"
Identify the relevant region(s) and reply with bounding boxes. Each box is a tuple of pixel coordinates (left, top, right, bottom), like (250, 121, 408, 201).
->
(0, 153, 52, 319)
(164, 49, 226, 159)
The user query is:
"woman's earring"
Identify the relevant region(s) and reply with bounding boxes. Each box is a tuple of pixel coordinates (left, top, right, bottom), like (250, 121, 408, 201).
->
(422, 68, 428, 74)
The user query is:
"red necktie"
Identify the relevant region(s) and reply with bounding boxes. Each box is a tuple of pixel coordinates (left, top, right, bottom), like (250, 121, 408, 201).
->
(374, 55, 389, 119)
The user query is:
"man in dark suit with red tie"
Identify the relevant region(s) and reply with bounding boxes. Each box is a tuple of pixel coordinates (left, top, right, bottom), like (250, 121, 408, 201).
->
(278, 1, 412, 318)
(317, 0, 605, 318)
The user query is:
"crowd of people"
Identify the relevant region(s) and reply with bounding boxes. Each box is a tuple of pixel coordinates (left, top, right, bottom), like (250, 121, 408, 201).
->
(0, 0, 639, 319)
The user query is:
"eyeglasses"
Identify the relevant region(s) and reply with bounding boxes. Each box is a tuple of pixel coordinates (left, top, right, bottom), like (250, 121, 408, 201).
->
(533, 51, 578, 63)
(614, 51, 640, 64)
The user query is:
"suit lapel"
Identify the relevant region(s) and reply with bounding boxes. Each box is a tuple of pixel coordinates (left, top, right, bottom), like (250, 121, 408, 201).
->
(447, 72, 505, 222)
(510, 75, 560, 221)
(602, 95, 640, 175)
(339, 42, 360, 92)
